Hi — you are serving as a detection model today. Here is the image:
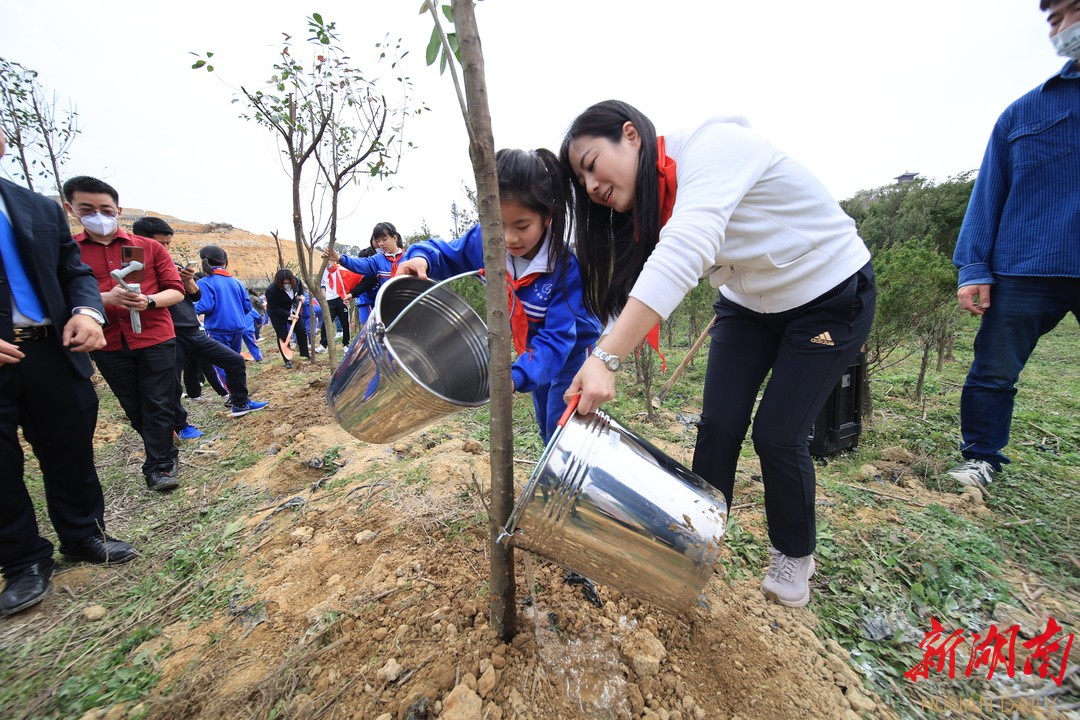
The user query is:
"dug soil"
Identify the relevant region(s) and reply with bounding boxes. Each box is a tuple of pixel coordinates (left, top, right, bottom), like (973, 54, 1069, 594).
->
(112, 360, 892, 720)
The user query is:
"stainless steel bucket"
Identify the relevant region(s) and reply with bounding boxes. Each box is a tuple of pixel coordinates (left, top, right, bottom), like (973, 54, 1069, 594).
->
(327, 275, 489, 444)
(502, 406, 728, 612)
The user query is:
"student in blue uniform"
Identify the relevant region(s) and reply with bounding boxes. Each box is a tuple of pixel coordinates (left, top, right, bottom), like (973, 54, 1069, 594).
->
(322, 222, 404, 305)
(192, 245, 268, 417)
(396, 148, 601, 442)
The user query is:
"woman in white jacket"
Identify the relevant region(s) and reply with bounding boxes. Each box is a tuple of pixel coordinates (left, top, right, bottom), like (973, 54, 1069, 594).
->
(560, 100, 876, 608)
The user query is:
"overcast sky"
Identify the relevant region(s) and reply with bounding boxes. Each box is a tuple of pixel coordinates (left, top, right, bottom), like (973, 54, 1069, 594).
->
(0, 1, 1066, 244)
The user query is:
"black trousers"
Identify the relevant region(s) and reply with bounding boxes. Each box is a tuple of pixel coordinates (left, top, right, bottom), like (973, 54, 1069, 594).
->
(93, 339, 178, 478)
(0, 337, 105, 578)
(181, 350, 227, 398)
(174, 332, 249, 427)
(320, 297, 350, 347)
(692, 262, 876, 558)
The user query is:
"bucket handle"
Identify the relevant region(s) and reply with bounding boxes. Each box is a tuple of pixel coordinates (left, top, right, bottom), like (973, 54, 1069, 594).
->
(382, 269, 485, 335)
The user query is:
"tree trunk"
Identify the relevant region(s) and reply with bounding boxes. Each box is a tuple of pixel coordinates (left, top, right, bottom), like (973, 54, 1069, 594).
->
(452, 0, 517, 641)
(915, 340, 931, 403)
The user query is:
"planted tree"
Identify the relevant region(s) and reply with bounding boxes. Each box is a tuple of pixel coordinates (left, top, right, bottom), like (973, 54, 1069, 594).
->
(191, 15, 422, 363)
(0, 57, 80, 198)
(424, 0, 517, 640)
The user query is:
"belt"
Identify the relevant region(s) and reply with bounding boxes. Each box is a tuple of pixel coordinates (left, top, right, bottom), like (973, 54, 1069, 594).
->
(13, 325, 50, 343)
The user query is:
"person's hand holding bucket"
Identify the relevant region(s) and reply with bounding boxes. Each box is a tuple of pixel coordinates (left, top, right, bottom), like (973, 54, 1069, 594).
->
(394, 257, 430, 280)
(563, 356, 617, 416)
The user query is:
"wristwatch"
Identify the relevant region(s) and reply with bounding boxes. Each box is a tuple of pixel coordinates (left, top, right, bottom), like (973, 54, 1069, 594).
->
(145, 295, 157, 309)
(73, 307, 105, 325)
(592, 346, 621, 371)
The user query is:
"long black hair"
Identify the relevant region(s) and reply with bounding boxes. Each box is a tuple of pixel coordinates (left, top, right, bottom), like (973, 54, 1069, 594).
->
(495, 147, 573, 275)
(559, 100, 660, 320)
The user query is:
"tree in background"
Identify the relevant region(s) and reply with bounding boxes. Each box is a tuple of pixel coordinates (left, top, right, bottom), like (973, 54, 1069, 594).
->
(840, 174, 975, 412)
(0, 57, 80, 199)
(449, 183, 479, 238)
(870, 237, 963, 401)
(192, 15, 423, 363)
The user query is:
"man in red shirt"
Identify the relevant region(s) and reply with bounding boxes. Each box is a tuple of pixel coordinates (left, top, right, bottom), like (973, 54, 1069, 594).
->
(63, 176, 185, 491)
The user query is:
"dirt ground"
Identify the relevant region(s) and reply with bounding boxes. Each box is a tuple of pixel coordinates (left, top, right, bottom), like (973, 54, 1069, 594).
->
(67, 358, 896, 720)
(45, 214, 1070, 719)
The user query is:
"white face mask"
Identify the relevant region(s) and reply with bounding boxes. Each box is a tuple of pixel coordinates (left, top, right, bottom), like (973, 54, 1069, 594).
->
(283, 283, 294, 291)
(80, 212, 119, 236)
(1052, 21, 1080, 60)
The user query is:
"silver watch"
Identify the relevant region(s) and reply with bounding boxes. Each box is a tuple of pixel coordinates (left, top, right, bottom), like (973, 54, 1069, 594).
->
(73, 307, 105, 325)
(592, 346, 621, 371)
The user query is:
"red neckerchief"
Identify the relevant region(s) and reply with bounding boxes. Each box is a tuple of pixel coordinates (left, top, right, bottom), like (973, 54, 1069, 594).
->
(657, 136, 677, 227)
(211, 267, 234, 277)
(387, 251, 402, 276)
(643, 137, 675, 372)
(477, 267, 538, 355)
(507, 273, 540, 355)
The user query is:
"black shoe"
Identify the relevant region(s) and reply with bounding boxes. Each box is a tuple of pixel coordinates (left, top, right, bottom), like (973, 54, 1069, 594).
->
(146, 470, 179, 492)
(1, 559, 55, 616)
(60, 535, 138, 565)
(284, 360, 293, 369)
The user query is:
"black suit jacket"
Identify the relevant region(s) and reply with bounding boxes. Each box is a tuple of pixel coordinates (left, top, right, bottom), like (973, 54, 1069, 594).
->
(0, 178, 104, 378)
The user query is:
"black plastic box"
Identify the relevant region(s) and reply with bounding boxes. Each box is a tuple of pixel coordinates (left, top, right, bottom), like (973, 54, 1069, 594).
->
(808, 352, 865, 458)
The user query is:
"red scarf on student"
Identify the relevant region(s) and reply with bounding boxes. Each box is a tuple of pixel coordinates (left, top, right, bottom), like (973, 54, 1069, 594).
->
(386, 251, 402, 276)
(643, 137, 676, 372)
(507, 273, 540, 355)
(476, 267, 539, 355)
(211, 267, 234, 277)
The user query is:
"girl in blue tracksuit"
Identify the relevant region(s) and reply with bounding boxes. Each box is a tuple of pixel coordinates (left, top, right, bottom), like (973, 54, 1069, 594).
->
(322, 222, 404, 307)
(396, 148, 601, 443)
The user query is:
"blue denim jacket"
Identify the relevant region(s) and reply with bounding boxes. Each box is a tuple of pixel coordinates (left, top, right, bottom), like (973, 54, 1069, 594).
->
(954, 61, 1080, 287)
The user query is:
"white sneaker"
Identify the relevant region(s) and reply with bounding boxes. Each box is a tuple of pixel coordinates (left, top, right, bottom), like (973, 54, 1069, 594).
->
(315, 346, 327, 354)
(761, 547, 815, 608)
(947, 459, 996, 488)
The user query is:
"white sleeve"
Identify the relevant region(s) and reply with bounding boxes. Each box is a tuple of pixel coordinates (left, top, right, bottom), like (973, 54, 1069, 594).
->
(629, 122, 775, 319)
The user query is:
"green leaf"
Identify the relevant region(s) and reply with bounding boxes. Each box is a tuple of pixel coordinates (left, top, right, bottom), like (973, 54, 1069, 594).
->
(425, 26, 440, 66)
(312, 12, 323, 24)
(441, 4, 453, 21)
(191, 60, 206, 69)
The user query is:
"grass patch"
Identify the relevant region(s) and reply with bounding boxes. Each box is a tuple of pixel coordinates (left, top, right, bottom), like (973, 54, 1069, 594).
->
(1, 388, 270, 719)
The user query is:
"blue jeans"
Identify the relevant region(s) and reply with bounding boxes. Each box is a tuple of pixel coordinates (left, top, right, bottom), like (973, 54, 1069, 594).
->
(960, 276, 1080, 469)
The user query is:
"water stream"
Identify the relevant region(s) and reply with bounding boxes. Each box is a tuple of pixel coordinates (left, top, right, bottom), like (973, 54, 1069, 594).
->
(522, 552, 632, 719)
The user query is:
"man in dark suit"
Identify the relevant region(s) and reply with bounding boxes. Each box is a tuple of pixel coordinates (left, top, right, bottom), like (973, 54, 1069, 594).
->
(0, 127, 137, 618)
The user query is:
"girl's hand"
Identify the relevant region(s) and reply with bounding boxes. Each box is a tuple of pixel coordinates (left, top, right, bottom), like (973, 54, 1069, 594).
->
(322, 247, 341, 263)
(395, 258, 429, 280)
(564, 355, 617, 415)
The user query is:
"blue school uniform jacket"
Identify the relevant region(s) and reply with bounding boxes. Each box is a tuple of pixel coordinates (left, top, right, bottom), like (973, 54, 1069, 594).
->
(404, 223, 601, 399)
(194, 270, 252, 333)
(337, 250, 403, 299)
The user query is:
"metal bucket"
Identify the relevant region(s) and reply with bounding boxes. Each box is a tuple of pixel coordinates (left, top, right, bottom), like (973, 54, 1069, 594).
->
(502, 406, 728, 612)
(327, 275, 489, 444)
